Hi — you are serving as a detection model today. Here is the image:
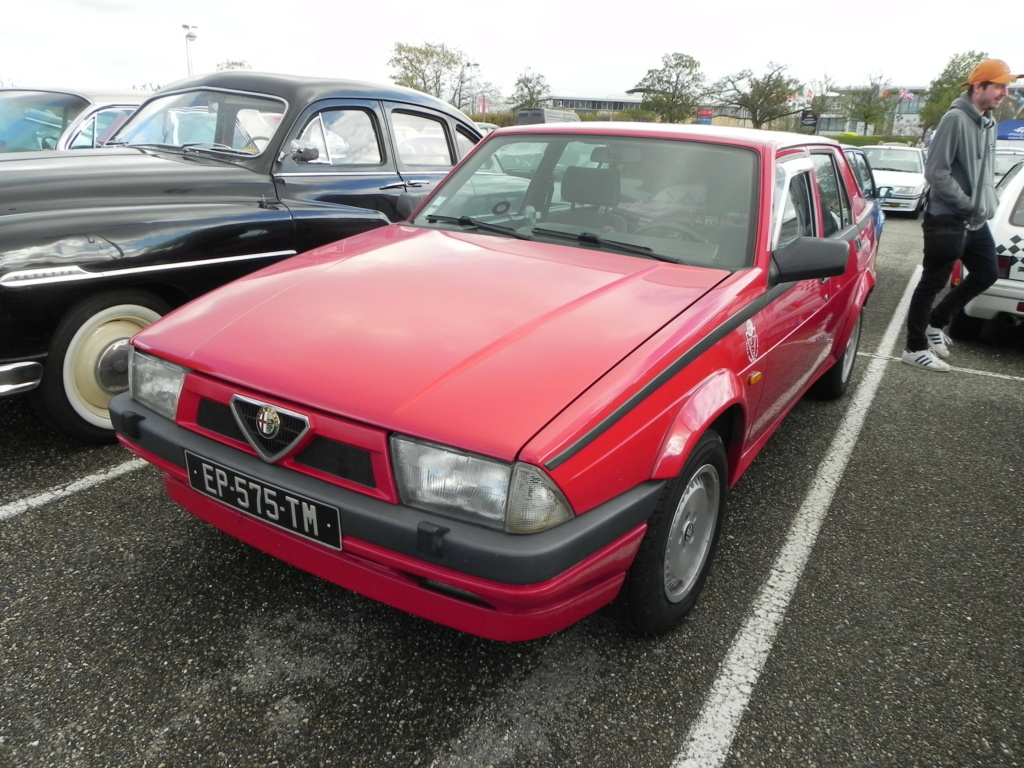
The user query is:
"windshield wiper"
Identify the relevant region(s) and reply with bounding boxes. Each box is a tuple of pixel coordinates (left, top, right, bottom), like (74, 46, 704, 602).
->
(425, 215, 533, 240)
(530, 227, 669, 260)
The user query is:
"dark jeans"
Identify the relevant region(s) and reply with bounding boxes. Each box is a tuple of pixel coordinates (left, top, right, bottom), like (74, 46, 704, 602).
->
(905, 215, 998, 351)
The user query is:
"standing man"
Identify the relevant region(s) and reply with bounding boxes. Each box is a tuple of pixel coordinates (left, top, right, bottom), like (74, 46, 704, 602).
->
(902, 59, 1021, 371)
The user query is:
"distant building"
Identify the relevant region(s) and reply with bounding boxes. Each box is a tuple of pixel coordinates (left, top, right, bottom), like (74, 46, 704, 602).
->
(547, 94, 643, 116)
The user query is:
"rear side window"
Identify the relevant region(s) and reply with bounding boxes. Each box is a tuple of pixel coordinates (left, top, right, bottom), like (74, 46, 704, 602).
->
(845, 150, 874, 198)
(393, 112, 454, 169)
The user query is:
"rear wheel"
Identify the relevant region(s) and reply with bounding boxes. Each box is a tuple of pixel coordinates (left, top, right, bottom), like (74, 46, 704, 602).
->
(32, 290, 170, 443)
(614, 431, 726, 635)
(810, 310, 862, 399)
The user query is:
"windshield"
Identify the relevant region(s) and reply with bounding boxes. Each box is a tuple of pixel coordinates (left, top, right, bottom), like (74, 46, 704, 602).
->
(413, 134, 758, 269)
(112, 88, 286, 156)
(862, 147, 924, 174)
(0, 90, 90, 152)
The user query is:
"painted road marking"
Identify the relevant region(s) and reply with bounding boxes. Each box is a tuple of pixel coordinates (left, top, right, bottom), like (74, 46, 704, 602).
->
(672, 266, 922, 768)
(0, 458, 147, 521)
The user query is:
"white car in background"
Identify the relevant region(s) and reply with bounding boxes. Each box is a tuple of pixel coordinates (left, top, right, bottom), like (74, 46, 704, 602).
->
(0, 87, 145, 152)
(994, 147, 1024, 183)
(949, 159, 1024, 339)
(861, 144, 929, 217)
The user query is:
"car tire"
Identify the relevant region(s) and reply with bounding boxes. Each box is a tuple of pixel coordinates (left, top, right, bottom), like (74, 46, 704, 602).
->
(614, 430, 726, 635)
(810, 309, 862, 400)
(948, 305, 985, 341)
(32, 290, 171, 443)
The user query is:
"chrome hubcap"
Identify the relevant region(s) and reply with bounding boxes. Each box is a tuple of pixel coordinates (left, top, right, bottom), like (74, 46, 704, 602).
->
(96, 338, 131, 395)
(663, 463, 720, 603)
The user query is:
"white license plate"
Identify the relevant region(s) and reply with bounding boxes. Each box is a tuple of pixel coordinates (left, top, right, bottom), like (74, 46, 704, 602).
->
(185, 451, 341, 549)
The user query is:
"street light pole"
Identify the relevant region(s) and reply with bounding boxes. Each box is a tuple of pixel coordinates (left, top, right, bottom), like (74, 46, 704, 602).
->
(182, 25, 197, 76)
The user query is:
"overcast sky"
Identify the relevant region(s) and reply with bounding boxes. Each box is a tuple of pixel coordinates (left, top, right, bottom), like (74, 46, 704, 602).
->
(3, 0, 1022, 101)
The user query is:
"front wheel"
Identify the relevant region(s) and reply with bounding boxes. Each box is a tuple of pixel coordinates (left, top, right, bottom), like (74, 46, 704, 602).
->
(32, 290, 171, 443)
(614, 430, 727, 635)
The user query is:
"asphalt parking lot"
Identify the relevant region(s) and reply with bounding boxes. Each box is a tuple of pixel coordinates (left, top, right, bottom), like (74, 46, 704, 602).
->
(1, 215, 1021, 768)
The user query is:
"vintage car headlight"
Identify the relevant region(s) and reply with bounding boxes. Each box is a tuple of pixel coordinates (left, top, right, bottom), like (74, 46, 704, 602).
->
(129, 348, 189, 421)
(391, 435, 573, 533)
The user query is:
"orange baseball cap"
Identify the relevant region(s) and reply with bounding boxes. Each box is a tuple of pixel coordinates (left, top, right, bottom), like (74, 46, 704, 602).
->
(962, 59, 1023, 86)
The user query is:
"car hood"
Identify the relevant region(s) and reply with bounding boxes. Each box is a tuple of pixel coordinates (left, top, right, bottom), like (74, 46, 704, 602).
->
(0, 148, 272, 214)
(871, 169, 926, 190)
(137, 226, 729, 460)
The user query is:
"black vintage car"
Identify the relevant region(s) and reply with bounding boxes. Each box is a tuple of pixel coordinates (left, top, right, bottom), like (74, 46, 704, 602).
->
(0, 71, 481, 442)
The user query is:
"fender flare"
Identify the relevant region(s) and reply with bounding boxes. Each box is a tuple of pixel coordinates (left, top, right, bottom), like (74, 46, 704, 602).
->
(650, 369, 746, 481)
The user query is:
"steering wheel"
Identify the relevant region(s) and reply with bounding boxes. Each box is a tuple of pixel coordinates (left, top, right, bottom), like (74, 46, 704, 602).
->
(633, 222, 708, 243)
(241, 135, 271, 153)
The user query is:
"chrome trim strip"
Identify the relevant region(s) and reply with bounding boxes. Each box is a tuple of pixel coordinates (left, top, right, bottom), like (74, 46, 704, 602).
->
(0, 362, 43, 396)
(273, 171, 401, 179)
(0, 250, 297, 288)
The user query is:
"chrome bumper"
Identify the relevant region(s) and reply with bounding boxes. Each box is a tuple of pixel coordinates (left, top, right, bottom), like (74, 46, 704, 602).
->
(0, 362, 43, 396)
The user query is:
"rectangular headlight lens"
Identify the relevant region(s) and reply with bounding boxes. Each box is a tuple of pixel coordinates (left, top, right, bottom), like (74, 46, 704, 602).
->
(391, 436, 509, 529)
(129, 348, 189, 421)
(391, 435, 574, 533)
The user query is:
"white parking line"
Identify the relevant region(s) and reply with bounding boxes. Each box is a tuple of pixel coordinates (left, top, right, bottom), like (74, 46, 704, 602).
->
(859, 351, 1024, 383)
(672, 266, 922, 768)
(0, 458, 147, 522)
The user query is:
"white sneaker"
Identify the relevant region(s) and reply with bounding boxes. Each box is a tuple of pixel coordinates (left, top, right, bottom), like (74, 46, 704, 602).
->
(901, 348, 951, 372)
(925, 325, 952, 359)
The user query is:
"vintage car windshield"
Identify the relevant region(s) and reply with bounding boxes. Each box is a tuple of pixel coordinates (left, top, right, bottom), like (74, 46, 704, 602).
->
(0, 90, 91, 152)
(112, 89, 286, 156)
(413, 133, 758, 269)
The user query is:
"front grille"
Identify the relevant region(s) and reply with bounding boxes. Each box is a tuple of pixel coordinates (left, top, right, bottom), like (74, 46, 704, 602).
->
(197, 398, 245, 442)
(195, 396, 376, 488)
(296, 437, 376, 488)
(230, 395, 309, 461)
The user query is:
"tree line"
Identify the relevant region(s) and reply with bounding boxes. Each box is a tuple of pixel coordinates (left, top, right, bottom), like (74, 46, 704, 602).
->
(388, 45, 1024, 138)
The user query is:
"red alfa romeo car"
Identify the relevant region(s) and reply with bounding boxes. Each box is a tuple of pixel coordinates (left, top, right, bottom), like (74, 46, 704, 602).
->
(112, 123, 880, 641)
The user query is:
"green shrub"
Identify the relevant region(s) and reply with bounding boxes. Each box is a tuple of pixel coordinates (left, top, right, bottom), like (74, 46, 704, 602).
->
(824, 133, 921, 147)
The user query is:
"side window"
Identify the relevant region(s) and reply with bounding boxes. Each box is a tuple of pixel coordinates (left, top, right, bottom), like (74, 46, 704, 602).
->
(812, 153, 851, 237)
(393, 112, 454, 169)
(1010, 182, 1024, 228)
(70, 108, 137, 149)
(297, 108, 383, 166)
(846, 152, 874, 198)
(778, 172, 815, 248)
(455, 127, 478, 159)
(69, 115, 97, 149)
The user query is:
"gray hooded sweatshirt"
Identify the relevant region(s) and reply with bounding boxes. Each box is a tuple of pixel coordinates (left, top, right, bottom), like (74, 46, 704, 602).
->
(924, 95, 998, 229)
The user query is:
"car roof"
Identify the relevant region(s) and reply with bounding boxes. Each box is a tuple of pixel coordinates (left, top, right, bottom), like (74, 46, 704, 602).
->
(0, 87, 146, 105)
(864, 144, 920, 150)
(495, 121, 841, 153)
(152, 71, 474, 126)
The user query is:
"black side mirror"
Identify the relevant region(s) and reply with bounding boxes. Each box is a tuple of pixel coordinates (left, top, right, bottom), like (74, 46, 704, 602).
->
(874, 185, 893, 199)
(769, 237, 850, 285)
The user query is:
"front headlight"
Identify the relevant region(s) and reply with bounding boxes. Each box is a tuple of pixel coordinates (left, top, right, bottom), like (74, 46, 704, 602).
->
(893, 185, 924, 196)
(391, 435, 573, 533)
(129, 348, 189, 421)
